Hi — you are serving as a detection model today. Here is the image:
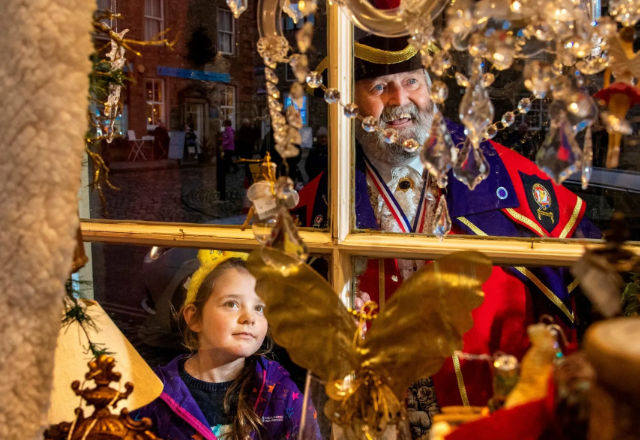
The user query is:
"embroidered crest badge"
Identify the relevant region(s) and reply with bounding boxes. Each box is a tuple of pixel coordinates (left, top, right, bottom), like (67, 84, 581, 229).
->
(520, 172, 560, 232)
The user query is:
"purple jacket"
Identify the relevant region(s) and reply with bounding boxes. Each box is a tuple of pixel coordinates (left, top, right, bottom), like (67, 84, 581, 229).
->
(135, 356, 322, 440)
(222, 126, 235, 151)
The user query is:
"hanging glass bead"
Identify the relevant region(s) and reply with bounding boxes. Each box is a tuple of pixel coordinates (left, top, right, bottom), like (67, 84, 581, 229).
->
(431, 80, 449, 104)
(482, 73, 495, 87)
(518, 97, 532, 114)
(485, 124, 498, 139)
(455, 72, 469, 87)
(581, 125, 593, 190)
(275, 176, 300, 209)
(501, 111, 516, 127)
(535, 111, 582, 184)
(402, 138, 420, 152)
(523, 61, 552, 99)
(453, 138, 491, 190)
(324, 88, 341, 104)
(382, 128, 398, 144)
(432, 195, 452, 239)
(343, 103, 359, 118)
(226, 0, 248, 18)
(361, 116, 377, 133)
(252, 217, 278, 244)
(421, 50, 433, 69)
(305, 71, 323, 88)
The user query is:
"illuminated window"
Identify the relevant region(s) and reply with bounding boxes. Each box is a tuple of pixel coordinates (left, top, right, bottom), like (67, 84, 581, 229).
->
(144, 78, 164, 129)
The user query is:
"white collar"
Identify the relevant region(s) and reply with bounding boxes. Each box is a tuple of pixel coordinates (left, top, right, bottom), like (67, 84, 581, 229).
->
(366, 153, 424, 184)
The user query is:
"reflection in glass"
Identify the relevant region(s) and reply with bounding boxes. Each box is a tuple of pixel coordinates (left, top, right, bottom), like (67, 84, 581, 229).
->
(87, 1, 328, 226)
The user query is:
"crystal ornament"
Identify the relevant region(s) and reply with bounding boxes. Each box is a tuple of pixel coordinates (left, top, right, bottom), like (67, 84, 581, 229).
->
(261, 208, 309, 275)
(610, 0, 640, 26)
(576, 56, 608, 75)
(501, 112, 515, 127)
(535, 112, 583, 184)
(421, 112, 457, 182)
(523, 61, 552, 98)
(296, 22, 314, 53)
(252, 217, 278, 244)
(282, 0, 304, 23)
(275, 177, 300, 208)
(468, 33, 488, 57)
(482, 73, 495, 87)
(432, 196, 452, 239)
(305, 71, 323, 88)
(601, 110, 633, 136)
(455, 72, 469, 87)
(459, 62, 494, 145)
(420, 50, 433, 69)
(402, 138, 420, 152)
(362, 116, 377, 133)
(430, 52, 451, 77)
(517, 97, 532, 113)
(431, 80, 449, 104)
(324, 88, 341, 104)
(289, 54, 309, 83)
(581, 125, 593, 190)
(485, 125, 498, 139)
(247, 180, 278, 220)
(382, 128, 398, 144)
(565, 93, 597, 132)
(343, 103, 359, 118)
(453, 138, 490, 190)
(226, 0, 247, 18)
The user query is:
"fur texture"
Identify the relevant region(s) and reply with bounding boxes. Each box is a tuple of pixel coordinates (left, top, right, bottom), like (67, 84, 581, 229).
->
(0, 0, 93, 438)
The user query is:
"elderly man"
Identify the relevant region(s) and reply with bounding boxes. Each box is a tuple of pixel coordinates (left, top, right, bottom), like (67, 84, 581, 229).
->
(295, 34, 599, 436)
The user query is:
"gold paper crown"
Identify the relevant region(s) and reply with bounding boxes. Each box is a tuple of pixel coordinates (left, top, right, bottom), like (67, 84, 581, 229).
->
(184, 249, 249, 306)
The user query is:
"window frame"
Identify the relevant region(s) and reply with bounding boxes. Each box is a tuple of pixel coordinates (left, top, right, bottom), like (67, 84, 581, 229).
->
(144, 0, 164, 41)
(80, 4, 640, 299)
(217, 8, 235, 56)
(144, 78, 164, 130)
(219, 84, 236, 127)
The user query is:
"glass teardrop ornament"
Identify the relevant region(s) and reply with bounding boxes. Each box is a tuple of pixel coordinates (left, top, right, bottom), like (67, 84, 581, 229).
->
(535, 112, 582, 184)
(432, 195, 452, 239)
(453, 138, 491, 190)
(421, 112, 456, 181)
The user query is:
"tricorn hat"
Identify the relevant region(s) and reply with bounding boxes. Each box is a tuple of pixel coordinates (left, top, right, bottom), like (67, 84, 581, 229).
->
(354, 34, 422, 81)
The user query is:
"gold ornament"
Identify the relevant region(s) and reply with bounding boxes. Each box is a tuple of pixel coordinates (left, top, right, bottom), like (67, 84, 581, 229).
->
(247, 248, 491, 437)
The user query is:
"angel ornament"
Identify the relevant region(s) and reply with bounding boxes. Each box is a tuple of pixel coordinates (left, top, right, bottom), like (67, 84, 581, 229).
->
(247, 248, 492, 439)
(594, 27, 640, 168)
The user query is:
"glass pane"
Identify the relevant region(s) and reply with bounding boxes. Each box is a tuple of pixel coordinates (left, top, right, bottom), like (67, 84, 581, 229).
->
(86, 2, 328, 226)
(348, 24, 639, 242)
(84, 243, 331, 437)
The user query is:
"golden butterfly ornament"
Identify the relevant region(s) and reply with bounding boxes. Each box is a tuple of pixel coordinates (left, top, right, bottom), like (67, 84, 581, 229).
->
(247, 248, 491, 438)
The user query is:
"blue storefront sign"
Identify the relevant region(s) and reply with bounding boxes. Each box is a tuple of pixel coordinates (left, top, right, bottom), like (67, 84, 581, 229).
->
(157, 66, 231, 83)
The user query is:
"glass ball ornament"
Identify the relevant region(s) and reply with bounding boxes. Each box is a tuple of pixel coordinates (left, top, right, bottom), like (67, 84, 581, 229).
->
(431, 80, 449, 104)
(361, 116, 378, 132)
(382, 128, 398, 144)
(343, 103, 359, 118)
(324, 88, 340, 104)
(518, 97, 532, 114)
(402, 138, 420, 152)
(305, 71, 323, 88)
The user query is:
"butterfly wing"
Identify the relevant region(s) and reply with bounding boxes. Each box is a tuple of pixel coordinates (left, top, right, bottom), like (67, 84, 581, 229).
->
(608, 35, 640, 82)
(361, 251, 491, 397)
(247, 248, 359, 382)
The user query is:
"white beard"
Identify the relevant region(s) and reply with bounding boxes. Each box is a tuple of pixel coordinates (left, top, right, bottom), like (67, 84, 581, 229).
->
(356, 103, 434, 167)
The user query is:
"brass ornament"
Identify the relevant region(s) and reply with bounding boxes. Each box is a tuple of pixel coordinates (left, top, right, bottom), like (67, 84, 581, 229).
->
(247, 248, 491, 437)
(44, 355, 162, 440)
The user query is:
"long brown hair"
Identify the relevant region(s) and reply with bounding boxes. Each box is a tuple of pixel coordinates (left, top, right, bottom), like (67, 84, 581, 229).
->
(178, 258, 273, 440)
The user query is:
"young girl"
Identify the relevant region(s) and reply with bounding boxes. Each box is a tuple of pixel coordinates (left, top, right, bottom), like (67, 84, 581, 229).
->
(136, 250, 321, 440)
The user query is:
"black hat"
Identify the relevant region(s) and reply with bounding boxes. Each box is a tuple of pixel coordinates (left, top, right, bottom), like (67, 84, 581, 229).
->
(354, 35, 422, 81)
